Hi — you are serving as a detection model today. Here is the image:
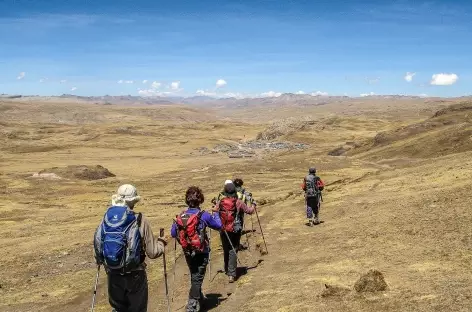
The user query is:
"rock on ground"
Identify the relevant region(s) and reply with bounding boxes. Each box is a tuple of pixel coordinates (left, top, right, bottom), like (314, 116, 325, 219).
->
(354, 269, 388, 293)
(36, 165, 115, 180)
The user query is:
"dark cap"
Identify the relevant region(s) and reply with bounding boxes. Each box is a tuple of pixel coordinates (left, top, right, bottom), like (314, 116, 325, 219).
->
(233, 178, 244, 187)
(224, 183, 236, 195)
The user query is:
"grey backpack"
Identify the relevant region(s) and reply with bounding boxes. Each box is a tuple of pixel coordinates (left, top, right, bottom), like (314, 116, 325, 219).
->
(305, 174, 319, 198)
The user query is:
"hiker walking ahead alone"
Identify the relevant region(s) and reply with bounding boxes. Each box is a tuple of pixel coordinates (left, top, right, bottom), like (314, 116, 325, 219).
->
(171, 186, 222, 312)
(213, 180, 255, 283)
(93, 184, 167, 312)
(302, 167, 325, 226)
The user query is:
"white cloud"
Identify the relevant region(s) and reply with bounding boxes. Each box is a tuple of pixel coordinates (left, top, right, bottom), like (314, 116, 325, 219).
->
(142, 80, 148, 84)
(430, 73, 458, 86)
(367, 77, 380, 84)
(195, 90, 245, 99)
(117, 80, 134, 84)
(195, 89, 217, 97)
(216, 79, 227, 88)
(260, 91, 282, 98)
(311, 91, 329, 96)
(71, 87, 77, 91)
(223, 92, 246, 99)
(296, 90, 305, 95)
(39, 77, 48, 83)
(419, 93, 428, 97)
(0, 14, 134, 30)
(170, 81, 181, 90)
(138, 89, 154, 96)
(404, 72, 416, 82)
(17, 72, 25, 80)
(138, 81, 181, 97)
(138, 89, 173, 97)
(60, 79, 67, 83)
(360, 92, 375, 97)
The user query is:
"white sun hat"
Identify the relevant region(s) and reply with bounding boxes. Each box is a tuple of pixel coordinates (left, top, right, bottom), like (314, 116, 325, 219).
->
(111, 184, 141, 208)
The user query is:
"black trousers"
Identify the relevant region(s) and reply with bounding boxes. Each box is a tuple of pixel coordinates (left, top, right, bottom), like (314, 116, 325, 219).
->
(220, 231, 241, 277)
(306, 196, 320, 219)
(107, 270, 148, 312)
(185, 253, 209, 300)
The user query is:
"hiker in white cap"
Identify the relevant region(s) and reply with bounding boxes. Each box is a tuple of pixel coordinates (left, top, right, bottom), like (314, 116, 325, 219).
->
(93, 184, 167, 312)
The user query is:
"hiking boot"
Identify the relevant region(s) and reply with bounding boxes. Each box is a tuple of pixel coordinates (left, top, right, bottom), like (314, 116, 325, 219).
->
(229, 276, 235, 283)
(186, 298, 200, 312)
(200, 292, 207, 306)
(313, 216, 320, 225)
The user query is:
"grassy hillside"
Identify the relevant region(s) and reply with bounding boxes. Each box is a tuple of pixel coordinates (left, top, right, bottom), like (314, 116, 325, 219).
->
(1, 98, 471, 312)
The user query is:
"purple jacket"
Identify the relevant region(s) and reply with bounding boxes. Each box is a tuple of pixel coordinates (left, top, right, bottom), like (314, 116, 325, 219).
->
(171, 208, 222, 253)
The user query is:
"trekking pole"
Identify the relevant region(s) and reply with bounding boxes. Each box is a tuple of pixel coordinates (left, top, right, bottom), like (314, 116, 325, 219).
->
(159, 228, 171, 312)
(249, 195, 255, 234)
(223, 230, 242, 266)
(305, 194, 309, 224)
(90, 265, 100, 312)
(253, 205, 268, 255)
(244, 217, 250, 251)
(172, 237, 177, 302)
(208, 228, 212, 281)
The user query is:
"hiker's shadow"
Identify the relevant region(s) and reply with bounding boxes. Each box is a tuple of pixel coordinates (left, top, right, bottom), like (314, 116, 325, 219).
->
(213, 259, 264, 282)
(236, 259, 264, 280)
(202, 293, 226, 312)
(242, 229, 256, 235)
(304, 221, 325, 227)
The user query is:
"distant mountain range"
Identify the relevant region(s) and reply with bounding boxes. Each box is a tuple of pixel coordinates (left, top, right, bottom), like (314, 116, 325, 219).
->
(1, 93, 470, 109)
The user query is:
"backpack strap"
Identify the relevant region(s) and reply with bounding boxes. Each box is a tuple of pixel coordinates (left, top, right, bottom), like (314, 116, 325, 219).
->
(195, 210, 205, 226)
(233, 197, 240, 213)
(131, 211, 145, 260)
(136, 212, 142, 227)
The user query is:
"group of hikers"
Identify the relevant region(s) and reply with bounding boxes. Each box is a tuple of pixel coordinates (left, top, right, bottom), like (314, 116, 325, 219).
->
(92, 168, 324, 312)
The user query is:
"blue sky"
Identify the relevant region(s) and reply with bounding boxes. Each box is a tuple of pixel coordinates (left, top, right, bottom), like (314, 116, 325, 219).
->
(0, 0, 471, 98)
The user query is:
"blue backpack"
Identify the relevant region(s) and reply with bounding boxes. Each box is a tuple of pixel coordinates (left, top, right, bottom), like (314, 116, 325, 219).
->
(93, 206, 144, 272)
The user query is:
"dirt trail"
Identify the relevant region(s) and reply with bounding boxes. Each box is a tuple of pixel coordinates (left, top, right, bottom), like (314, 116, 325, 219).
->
(148, 194, 302, 312)
(45, 200, 276, 312)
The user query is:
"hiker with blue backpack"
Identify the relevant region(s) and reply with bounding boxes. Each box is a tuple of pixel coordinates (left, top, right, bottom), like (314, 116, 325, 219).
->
(93, 184, 167, 312)
(171, 186, 223, 312)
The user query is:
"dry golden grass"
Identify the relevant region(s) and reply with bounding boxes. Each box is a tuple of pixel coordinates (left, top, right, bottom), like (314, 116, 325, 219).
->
(1, 97, 472, 312)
